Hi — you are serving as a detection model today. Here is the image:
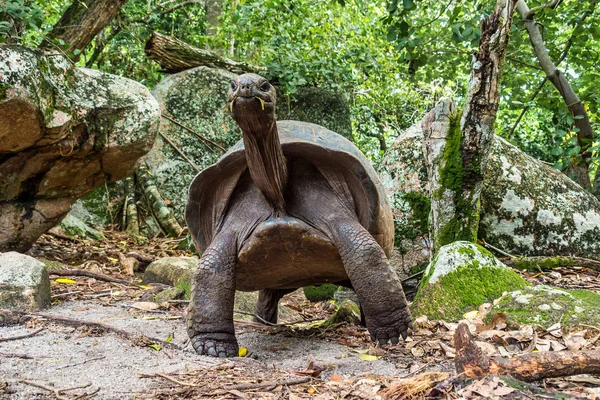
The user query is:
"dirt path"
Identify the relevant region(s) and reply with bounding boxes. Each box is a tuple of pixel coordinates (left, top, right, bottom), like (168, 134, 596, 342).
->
(0, 300, 413, 399)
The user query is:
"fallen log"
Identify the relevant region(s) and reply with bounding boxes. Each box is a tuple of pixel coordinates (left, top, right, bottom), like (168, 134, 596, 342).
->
(504, 256, 600, 272)
(145, 31, 266, 74)
(454, 322, 600, 382)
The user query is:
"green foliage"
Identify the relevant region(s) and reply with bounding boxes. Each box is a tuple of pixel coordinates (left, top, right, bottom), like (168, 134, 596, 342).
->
(0, 0, 44, 44)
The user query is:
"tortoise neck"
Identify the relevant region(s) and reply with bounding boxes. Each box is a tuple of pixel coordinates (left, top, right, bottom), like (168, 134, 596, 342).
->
(242, 121, 287, 213)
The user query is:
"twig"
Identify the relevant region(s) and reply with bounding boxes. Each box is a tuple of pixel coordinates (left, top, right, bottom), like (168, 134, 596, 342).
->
(401, 270, 424, 282)
(0, 310, 179, 350)
(139, 372, 205, 387)
(57, 356, 106, 370)
(0, 328, 44, 342)
(161, 113, 227, 153)
(222, 376, 311, 391)
(234, 309, 278, 326)
(481, 240, 517, 259)
(158, 131, 200, 172)
(52, 291, 83, 298)
(49, 269, 144, 288)
(18, 379, 99, 400)
(0, 351, 34, 359)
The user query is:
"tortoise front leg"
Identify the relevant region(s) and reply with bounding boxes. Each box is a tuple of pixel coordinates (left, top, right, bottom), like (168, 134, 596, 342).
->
(333, 219, 412, 345)
(187, 233, 238, 357)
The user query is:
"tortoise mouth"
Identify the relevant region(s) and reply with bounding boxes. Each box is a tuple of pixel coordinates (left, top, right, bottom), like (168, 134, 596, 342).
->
(229, 96, 274, 113)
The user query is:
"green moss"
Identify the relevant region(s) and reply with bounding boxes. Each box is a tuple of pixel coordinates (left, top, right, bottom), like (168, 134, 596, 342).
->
(320, 299, 360, 327)
(176, 275, 192, 300)
(403, 192, 431, 235)
(511, 257, 579, 271)
(0, 82, 10, 101)
(304, 284, 339, 302)
(490, 286, 600, 329)
(411, 265, 529, 321)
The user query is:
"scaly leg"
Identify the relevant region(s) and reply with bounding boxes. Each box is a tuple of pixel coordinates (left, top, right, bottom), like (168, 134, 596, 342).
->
(333, 219, 412, 345)
(186, 233, 238, 357)
(254, 288, 295, 324)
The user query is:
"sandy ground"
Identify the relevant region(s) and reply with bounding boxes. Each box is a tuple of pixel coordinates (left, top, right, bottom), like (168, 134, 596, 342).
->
(0, 300, 410, 399)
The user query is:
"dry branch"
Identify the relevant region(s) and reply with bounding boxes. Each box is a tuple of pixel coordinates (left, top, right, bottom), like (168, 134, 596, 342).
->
(454, 322, 600, 382)
(0, 310, 179, 350)
(41, 0, 128, 58)
(0, 328, 44, 342)
(145, 31, 266, 74)
(49, 269, 143, 287)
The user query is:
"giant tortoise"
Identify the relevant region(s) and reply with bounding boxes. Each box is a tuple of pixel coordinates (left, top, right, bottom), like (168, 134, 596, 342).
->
(185, 73, 411, 357)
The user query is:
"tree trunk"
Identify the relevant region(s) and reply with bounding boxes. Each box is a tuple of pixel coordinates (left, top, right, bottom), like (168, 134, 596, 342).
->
(423, 0, 516, 252)
(135, 163, 183, 238)
(205, 0, 222, 37)
(516, 0, 595, 190)
(145, 31, 266, 74)
(41, 0, 128, 59)
(454, 322, 600, 382)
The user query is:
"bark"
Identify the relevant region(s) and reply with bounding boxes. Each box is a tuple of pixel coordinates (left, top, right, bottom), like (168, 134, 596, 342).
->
(454, 322, 600, 382)
(423, 0, 515, 252)
(123, 176, 140, 236)
(41, 0, 128, 58)
(145, 31, 266, 74)
(205, 0, 222, 37)
(135, 163, 183, 237)
(516, 0, 595, 190)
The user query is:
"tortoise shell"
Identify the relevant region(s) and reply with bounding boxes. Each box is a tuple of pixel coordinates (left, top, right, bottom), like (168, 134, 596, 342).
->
(186, 120, 394, 290)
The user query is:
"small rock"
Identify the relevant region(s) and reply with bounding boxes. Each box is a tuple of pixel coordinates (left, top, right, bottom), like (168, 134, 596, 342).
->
(0, 252, 50, 311)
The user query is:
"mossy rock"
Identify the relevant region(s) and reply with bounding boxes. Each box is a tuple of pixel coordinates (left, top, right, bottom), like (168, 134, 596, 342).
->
(411, 241, 529, 321)
(321, 299, 360, 327)
(50, 214, 105, 240)
(489, 285, 600, 329)
(304, 284, 340, 302)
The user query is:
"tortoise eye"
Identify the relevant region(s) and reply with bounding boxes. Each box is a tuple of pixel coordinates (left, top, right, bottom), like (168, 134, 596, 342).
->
(230, 80, 237, 90)
(258, 80, 270, 92)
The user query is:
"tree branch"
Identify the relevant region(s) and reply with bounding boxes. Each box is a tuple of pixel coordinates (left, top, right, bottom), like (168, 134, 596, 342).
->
(525, 0, 562, 18)
(516, 0, 596, 189)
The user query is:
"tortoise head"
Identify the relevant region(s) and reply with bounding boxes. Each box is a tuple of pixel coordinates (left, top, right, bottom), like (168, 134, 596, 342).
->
(228, 73, 276, 134)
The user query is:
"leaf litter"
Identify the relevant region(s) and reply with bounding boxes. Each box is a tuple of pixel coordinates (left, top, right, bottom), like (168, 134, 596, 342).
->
(0, 233, 597, 398)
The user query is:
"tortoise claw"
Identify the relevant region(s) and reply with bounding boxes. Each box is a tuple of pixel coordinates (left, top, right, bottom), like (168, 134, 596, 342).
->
(190, 333, 238, 357)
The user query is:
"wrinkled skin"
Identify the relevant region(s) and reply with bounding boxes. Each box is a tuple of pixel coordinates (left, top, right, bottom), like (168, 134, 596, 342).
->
(186, 73, 412, 357)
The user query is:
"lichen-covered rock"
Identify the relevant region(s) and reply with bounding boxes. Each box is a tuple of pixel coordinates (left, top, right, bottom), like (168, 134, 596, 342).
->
(411, 241, 529, 321)
(382, 120, 600, 271)
(379, 125, 432, 279)
(480, 138, 600, 259)
(490, 285, 600, 329)
(147, 66, 353, 219)
(0, 252, 50, 310)
(0, 46, 159, 252)
(49, 213, 104, 240)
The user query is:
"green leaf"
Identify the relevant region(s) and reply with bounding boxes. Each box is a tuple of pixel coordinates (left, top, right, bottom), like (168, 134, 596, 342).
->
(148, 343, 162, 351)
(403, 0, 415, 11)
